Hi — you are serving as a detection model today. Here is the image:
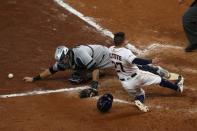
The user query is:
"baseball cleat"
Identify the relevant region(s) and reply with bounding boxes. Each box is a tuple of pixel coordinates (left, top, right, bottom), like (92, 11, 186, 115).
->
(134, 100, 149, 112)
(176, 75, 184, 93)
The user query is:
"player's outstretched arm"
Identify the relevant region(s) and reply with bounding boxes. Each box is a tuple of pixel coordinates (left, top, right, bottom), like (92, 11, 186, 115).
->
(92, 69, 99, 82)
(79, 69, 99, 98)
(90, 69, 100, 89)
(23, 69, 52, 82)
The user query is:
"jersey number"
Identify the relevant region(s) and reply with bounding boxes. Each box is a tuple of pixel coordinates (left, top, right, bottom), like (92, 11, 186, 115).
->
(112, 61, 125, 72)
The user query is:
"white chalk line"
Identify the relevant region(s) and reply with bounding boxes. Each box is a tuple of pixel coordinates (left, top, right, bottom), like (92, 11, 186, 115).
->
(0, 86, 130, 105)
(0, 86, 89, 98)
(0, 86, 133, 106)
(0, 86, 169, 111)
(54, 0, 114, 39)
(1, 85, 196, 113)
(0, 86, 128, 105)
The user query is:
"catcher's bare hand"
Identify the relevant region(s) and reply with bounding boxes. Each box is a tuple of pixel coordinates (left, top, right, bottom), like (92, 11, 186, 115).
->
(23, 77, 34, 82)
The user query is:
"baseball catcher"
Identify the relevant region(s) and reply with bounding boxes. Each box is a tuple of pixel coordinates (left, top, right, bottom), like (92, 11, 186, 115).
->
(23, 44, 113, 98)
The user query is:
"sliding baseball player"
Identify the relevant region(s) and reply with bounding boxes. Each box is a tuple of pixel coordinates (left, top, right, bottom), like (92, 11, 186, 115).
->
(109, 32, 184, 112)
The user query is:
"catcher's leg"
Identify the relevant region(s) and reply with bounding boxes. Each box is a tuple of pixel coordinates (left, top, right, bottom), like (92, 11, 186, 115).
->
(69, 69, 106, 84)
(68, 69, 92, 84)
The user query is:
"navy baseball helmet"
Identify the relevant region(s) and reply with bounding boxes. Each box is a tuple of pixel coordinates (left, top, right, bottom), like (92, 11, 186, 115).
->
(97, 93, 113, 113)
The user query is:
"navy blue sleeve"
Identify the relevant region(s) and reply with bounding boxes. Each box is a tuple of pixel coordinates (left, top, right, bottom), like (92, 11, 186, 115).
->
(132, 58, 152, 65)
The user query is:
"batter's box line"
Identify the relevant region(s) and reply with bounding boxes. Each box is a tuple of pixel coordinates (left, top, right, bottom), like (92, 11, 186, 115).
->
(1, 86, 196, 113)
(0, 86, 157, 108)
(0, 86, 135, 106)
(0, 86, 89, 98)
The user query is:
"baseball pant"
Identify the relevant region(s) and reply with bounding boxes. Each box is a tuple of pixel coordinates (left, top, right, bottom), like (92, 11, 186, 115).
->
(120, 70, 161, 98)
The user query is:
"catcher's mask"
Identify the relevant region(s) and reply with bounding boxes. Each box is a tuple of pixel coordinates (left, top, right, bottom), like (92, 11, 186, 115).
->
(55, 46, 74, 68)
(97, 93, 113, 113)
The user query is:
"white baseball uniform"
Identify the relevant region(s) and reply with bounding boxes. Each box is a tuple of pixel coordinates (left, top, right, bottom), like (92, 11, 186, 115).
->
(109, 46, 162, 97)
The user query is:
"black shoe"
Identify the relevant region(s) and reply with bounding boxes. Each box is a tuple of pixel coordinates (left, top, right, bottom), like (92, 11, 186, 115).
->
(68, 73, 84, 84)
(175, 75, 184, 93)
(185, 45, 197, 52)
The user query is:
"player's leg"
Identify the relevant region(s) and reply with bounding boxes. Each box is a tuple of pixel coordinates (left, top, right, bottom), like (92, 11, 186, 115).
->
(120, 78, 149, 112)
(137, 65, 170, 78)
(138, 65, 182, 81)
(137, 65, 159, 75)
(68, 69, 91, 84)
(139, 70, 184, 93)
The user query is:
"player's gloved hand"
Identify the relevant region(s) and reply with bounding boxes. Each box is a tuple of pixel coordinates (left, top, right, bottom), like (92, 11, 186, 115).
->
(23, 77, 34, 82)
(79, 88, 98, 98)
(79, 81, 99, 98)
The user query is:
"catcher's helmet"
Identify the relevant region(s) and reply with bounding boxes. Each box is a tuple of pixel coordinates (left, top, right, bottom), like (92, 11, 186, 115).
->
(55, 46, 69, 62)
(97, 93, 113, 113)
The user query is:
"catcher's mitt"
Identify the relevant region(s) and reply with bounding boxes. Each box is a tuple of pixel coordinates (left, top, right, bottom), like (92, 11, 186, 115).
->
(79, 88, 98, 98)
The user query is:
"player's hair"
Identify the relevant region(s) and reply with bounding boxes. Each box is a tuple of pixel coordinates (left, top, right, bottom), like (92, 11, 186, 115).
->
(113, 32, 125, 46)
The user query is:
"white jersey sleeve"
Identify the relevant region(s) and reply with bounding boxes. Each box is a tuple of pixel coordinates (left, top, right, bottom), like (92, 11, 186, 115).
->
(125, 50, 137, 64)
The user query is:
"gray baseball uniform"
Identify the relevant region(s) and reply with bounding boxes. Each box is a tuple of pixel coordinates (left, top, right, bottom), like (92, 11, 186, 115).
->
(52, 45, 112, 72)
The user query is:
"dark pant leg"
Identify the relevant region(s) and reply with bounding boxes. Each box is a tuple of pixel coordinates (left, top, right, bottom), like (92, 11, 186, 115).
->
(183, 4, 197, 47)
(137, 65, 159, 76)
(69, 69, 92, 83)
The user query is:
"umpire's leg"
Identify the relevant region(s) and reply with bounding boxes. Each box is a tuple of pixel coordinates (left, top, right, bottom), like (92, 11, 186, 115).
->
(183, 3, 197, 52)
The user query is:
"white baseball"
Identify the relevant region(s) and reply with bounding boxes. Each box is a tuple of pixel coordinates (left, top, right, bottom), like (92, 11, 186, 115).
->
(8, 73, 14, 79)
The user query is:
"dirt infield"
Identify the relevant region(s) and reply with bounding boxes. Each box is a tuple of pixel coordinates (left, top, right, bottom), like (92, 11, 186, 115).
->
(0, 0, 197, 131)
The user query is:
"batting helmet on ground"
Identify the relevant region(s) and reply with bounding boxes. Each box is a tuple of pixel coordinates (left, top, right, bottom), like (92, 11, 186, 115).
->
(97, 93, 113, 113)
